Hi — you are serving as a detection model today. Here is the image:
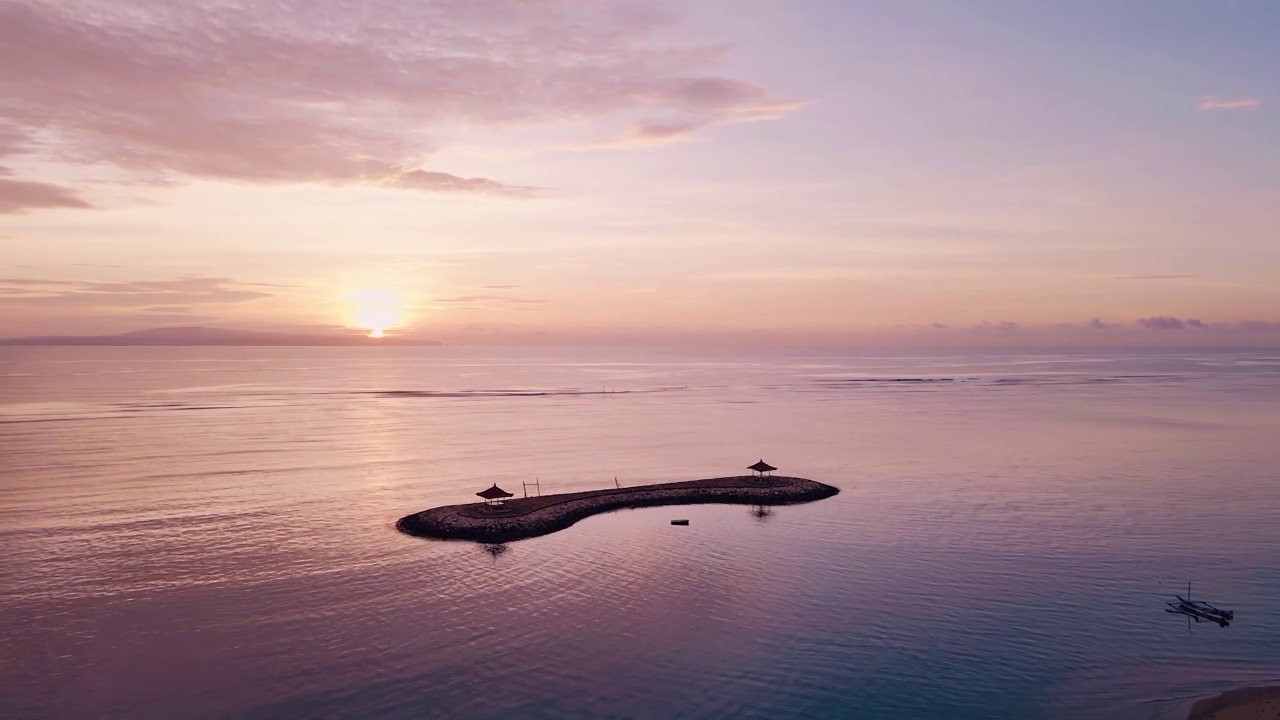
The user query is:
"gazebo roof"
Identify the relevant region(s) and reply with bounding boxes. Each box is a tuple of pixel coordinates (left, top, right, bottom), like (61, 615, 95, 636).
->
(748, 459, 777, 472)
(477, 484, 514, 500)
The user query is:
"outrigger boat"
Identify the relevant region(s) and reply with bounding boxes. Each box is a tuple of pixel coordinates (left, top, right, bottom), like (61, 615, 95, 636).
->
(1165, 582, 1233, 627)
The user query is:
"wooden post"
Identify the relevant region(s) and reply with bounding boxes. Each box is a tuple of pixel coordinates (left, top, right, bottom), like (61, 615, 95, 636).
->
(523, 477, 542, 498)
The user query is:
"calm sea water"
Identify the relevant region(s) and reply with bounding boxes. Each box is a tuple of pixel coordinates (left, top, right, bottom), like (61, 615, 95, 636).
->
(2, 347, 1279, 720)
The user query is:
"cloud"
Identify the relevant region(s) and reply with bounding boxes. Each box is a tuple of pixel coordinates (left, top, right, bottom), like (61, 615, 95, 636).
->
(605, 85, 805, 147)
(106, 311, 220, 324)
(1089, 317, 1118, 330)
(0, 278, 81, 287)
(387, 170, 539, 197)
(1134, 316, 1209, 330)
(1137, 316, 1185, 330)
(1, 1, 799, 206)
(481, 285, 521, 290)
(699, 266, 873, 282)
(972, 321, 1020, 335)
(1197, 96, 1262, 111)
(930, 323, 948, 329)
(1116, 274, 1198, 281)
(618, 118, 716, 146)
(0, 276, 274, 308)
(637, 119, 716, 140)
(0, 178, 92, 213)
(431, 295, 545, 305)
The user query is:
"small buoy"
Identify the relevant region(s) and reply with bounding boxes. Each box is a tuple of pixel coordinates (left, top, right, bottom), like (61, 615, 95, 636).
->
(671, 519, 689, 526)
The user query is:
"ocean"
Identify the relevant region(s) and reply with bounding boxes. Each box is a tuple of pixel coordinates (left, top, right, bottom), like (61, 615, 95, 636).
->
(2, 347, 1279, 719)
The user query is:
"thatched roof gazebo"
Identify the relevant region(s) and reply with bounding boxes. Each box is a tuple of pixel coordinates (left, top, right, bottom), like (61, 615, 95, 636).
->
(748, 459, 777, 477)
(477, 484, 514, 506)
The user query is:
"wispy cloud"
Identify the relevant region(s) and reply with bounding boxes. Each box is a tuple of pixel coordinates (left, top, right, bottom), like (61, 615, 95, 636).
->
(0, 178, 92, 213)
(0, 0, 798, 210)
(0, 276, 274, 308)
(974, 321, 1021, 335)
(605, 90, 806, 147)
(1197, 96, 1262, 111)
(431, 295, 545, 305)
(105, 310, 220, 324)
(615, 118, 716, 147)
(906, 321, 1021, 335)
(1116, 274, 1198, 281)
(0, 278, 81, 287)
(698, 266, 873, 282)
(386, 170, 540, 197)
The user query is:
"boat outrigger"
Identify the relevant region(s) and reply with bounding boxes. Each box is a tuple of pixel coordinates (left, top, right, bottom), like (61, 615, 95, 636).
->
(1166, 582, 1234, 627)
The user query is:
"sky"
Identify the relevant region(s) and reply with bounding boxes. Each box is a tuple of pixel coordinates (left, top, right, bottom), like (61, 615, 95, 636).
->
(1, 0, 1278, 346)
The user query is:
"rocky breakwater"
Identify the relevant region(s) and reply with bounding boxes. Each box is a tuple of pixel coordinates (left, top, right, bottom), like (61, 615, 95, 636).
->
(396, 475, 840, 544)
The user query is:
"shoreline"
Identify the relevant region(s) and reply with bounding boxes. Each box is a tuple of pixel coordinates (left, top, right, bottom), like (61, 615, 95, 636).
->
(1186, 685, 1280, 720)
(396, 475, 840, 543)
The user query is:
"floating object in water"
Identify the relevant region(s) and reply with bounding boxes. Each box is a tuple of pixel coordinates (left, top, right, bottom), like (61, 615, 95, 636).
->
(1165, 582, 1233, 627)
(670, 519, 689, 526)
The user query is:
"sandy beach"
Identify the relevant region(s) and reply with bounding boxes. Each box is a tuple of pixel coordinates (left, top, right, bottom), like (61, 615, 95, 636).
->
(1187, 686, 1280, 720)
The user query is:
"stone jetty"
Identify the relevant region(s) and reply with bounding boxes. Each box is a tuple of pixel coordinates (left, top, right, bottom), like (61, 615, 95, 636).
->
(396, 475, 840, 543)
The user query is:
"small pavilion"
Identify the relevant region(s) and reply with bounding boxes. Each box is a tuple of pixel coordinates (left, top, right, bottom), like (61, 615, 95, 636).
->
(748, 459, 777, 477)
(476, 484, 514, 506)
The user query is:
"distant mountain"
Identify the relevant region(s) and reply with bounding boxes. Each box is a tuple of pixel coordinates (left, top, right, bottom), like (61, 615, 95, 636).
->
(0, 326, 442, 346)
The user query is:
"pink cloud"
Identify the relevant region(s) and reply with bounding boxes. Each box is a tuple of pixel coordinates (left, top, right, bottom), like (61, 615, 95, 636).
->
(0, 276, 273, 308)
(608, 118, 716, 147)
(1197, 96, 1262, 111)
(0, 178, 92, 213)
(387, 170, 540, 197)
(0, 1, 799, 210)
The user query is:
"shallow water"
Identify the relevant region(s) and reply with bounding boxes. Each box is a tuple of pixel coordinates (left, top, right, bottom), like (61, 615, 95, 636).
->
(2, 347, 1279, 719)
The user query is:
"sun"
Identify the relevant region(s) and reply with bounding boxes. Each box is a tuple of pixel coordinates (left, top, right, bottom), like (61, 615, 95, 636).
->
(347, 288, 404, 338)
